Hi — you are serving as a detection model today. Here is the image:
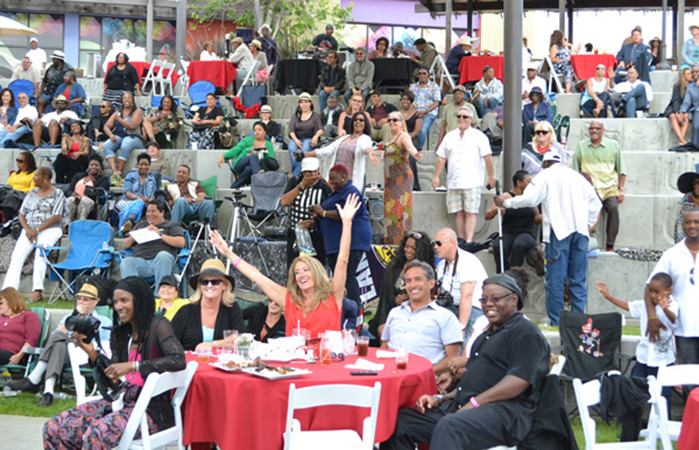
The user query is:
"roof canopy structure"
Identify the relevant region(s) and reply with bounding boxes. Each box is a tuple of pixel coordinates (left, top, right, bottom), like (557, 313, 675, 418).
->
(417, 0, 699, 13)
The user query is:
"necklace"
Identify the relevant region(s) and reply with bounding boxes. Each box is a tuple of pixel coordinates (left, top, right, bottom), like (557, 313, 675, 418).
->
(3, 314, 15, 326)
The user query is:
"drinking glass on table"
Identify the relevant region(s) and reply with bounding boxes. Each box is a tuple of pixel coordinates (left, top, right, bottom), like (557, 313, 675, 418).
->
(357, 335, 370, 357)
(223, 329, 238, 354)
(395, 348, 409, 370)
(320, 335, 332, 365)
(343, 329, 357, 356)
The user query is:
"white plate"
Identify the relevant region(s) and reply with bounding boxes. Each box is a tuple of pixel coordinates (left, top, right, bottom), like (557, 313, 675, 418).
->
(242, 367, 312, 380)
(210, 362, 248, 373)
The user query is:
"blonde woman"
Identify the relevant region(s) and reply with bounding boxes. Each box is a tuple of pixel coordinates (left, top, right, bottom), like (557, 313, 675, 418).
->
(337, 93, 371, 137)
(521, 120, 567, 177)
(209, 194, 361, 339)
(171, 259, 245, 351)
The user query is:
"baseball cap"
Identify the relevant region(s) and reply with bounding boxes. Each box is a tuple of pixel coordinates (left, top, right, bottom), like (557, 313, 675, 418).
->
(542, 152, 562, 163)
(301, 157, 320, 172)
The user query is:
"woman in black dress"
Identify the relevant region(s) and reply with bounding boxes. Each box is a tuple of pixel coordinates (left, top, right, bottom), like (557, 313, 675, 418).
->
(103, 53, 141, 108)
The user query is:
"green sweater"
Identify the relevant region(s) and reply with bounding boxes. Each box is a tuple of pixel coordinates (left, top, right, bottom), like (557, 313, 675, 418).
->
(223, 137, 275, 168)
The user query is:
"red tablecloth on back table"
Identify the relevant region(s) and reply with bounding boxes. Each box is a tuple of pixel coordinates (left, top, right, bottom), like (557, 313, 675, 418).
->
(105, 61, 179, 87)
(678, 388, 699, 449)
(182, 348, 437, 450)
(570, 54, 617, 80)
(459, 56, 504, 84)
(186, 61, 237, 90)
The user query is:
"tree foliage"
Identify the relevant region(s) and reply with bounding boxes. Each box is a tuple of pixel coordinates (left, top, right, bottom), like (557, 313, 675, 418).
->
(188, 0, 354, 58)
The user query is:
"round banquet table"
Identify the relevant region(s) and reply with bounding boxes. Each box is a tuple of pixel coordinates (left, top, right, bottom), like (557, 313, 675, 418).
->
(186, 61, 237, 91)
(182, 348, 438, 450)
(678, 388, 699, 450)
(570, 54, 617, 81)
(458, 55, 504, 85)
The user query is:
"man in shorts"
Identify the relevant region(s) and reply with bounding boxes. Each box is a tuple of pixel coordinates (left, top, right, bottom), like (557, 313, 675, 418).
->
(433, 107, 495, 242)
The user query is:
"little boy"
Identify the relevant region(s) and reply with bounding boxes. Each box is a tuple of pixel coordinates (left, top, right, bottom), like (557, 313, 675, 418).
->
(595, 272, 678, 410)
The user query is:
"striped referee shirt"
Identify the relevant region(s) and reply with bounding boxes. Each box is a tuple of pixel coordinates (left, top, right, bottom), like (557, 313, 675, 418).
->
(283, 176, 333, 227)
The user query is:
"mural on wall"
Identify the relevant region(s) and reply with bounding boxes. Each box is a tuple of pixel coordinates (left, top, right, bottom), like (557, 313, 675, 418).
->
(0, 13, 64, 78)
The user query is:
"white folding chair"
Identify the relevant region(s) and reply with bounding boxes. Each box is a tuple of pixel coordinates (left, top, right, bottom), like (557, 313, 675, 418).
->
(541, 56, 565, 94)
(178, 59, 191, 96)
(116, 361, 198, 450)
(640, 364, 699, 446)
(155, 62, 176, 96)
(283, 382, 381, 450)
(429, 54, 456, 93)
(141, 60, 164, 95)
(236, 59, 261, 98)
(67, 342, 106, 406)
(573, 378, 660, 450)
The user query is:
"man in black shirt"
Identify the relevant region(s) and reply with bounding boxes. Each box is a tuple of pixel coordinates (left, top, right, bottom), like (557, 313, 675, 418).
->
(38, 51, 73, 116)
(366, 90, 398, 141)
(381, 273, 550, 450)
(280, 157, 332, 268)
(120, 200, 186, 293)
(310, 24, 339, 56)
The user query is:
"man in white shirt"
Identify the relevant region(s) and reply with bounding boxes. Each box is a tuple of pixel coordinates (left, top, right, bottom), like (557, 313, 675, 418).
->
(612, 67, 653, 118)
(646, 209, 699, 389)
(26, 38, 47, 71)
(381, 260, 463, 375)
(495, 152, 602, 325)
(10, 57, 41, 99)
(32, 94, 78, 147)
(0, 92, 38, 147)
(433, 107, 496, 242)
(433, 228, 489, 340)
(522, 63, 547, 106)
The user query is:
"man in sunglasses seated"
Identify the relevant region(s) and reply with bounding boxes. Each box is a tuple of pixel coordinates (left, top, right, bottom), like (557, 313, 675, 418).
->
(32, 94, 79, 147)
(120, 199, 186, 294)
(381, 261, 462, 375)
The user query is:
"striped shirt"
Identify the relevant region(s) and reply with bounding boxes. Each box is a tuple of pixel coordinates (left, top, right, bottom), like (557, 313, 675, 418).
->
(283, 176, 333, 226)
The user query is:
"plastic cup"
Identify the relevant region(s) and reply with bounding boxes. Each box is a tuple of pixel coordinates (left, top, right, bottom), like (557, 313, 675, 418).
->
(197, 350, 212, 364)
(396, 348, 409, 370)
(343, 329, 357, 356)
(357, 335, 370, 357)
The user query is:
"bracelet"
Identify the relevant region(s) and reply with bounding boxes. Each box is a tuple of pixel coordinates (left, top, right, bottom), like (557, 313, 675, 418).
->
(649, 316, 658, 320)
(322, 211, 327, 218)
(297, 184, 304, 191)
(234, 257, 242, 268)
(469, 396, 480, 408)
(136, 361, 140, 372)
(132, 361, 136, 373)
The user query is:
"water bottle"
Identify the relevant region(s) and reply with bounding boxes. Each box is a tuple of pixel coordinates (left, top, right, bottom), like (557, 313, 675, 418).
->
(57, 392, 73, 400)
(295, 225, 316, 255)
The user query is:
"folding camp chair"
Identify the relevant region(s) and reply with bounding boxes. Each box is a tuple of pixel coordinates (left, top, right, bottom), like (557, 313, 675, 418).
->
(8, 79, 36, 105)
(183, 81, 216, 119)
(0, 307, 50, 378)
(42, 220, 114, 304)
(227, 171, 288, 240)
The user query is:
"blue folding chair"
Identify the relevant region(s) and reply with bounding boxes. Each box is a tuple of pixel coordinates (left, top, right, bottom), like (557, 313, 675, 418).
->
(8, 79, 36, 105)
(182, 81, 216, 119)
(38, 220, 115, 304)
(151, 96, 181, 109)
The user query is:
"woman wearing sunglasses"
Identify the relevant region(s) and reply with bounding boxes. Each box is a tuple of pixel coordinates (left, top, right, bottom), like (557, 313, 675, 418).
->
(171, 259, 245, 352)
(520, 120, 568, 178)
(303, 111, 380, 192)
(581, 64, 614, 118)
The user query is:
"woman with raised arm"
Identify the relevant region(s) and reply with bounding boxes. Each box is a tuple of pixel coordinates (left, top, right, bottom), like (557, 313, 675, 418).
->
(209, 194, 361, 338)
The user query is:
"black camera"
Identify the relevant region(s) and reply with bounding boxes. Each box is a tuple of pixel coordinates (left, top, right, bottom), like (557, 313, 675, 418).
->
(66, 314, 101, 344)
(433, 281, 454, 308)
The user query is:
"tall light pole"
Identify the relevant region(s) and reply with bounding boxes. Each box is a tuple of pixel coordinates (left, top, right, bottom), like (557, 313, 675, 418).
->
(502, 0, 523, 190)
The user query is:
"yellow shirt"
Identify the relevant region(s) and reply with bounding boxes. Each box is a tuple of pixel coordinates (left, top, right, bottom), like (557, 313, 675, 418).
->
(155, 297, 191, 321)
(8, 170, 35, 193)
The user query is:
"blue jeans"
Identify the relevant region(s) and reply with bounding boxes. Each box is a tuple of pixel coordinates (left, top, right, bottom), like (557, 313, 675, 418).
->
(446, 304, 484, 344)
(622, 85, 648, 118)
(544, 230, 589, 326)
(319, 89, 341, 112)
(120, 251, 176, 294)
(0, 125, 31, 146)
(170, 197, 215, 223)
(417, 113, 437, 149)
(102, 136, 143, 162)
(344, 87, 371, 103)
(288, 138, 315, 177)
(475, 96, 500, 118)
(231, 155, 262, 188)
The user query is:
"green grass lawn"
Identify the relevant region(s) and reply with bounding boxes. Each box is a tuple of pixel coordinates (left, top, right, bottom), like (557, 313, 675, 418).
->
(0, 391, 75, 418)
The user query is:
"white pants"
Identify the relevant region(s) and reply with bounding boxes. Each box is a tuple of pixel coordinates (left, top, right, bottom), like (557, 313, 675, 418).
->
(2, 228, 63, 292)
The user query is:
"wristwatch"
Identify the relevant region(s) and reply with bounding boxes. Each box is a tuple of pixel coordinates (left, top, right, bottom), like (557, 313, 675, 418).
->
(433, 394, 444, 405)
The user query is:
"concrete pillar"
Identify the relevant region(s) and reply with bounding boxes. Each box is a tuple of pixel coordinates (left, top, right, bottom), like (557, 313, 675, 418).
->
(467, 0, 473, 36)
(176, 0, 187, 71)
(678, 0, 686, 66)
(254, 0, 261, 35)
(503, 0, 523, 191)
(147, 0, 154, 61)
(559, 0, 565, 34)
(445, 0, 452, 53)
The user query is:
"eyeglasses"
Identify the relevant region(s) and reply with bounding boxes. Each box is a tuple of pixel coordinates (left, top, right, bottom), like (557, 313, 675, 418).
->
(596, 66, 605, 70)
(199, 279, 223, 286)
(16, 159, 25, 163)
(433, 238, 453, 247)
(418, 72, 429, 75)
(56, 100, 67, 104)
(588, 127, 603, 131)
(535, 130, 550, 135)
(354, 119, 365, 123)
(456, 114, 471, 119)
(387, 118, 402, 123)
(693, 179, 699, 186)
(99, 105, 109, 108)
(479, 292, 513, 305)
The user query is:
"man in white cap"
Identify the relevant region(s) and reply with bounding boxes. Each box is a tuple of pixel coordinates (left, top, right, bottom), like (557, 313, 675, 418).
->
(258, 24, 278, 66)
(25, 37, 47, 71)
(281, 156, 333, 268)
(4, 283, 111, 407)
(38, 50, 73, 116)
(495, 152, 602, 326)
(10, 57, 41, 98)
(446, 36, 474, 74)
(522, 62, 547, 106)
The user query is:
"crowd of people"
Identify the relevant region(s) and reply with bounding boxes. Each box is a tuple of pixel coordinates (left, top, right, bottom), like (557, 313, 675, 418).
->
(2, 20, 699, 450)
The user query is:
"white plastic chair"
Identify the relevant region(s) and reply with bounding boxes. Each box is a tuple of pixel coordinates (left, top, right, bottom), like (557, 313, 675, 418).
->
(155, 62, 176, 96)
(236, 59, 261, 98)
(573, 378, 662, 450)
(542, 56, 565, 94)
(141, 60, 164, 95)
(67, 342, 107, 405)
(283, 382, 381, 450)
(116, 361, 198, 450)
(429, 54, 456, 93)
(178, 59, 191, 96)
(640, 364, 699, 447)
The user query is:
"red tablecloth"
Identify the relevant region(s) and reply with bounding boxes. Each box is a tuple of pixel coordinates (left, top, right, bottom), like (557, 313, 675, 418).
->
(182, 348, 437, 450)
(570, 54, 617, 80)
(678, 388, 699, 449)
(104, 61, 179, 87)
(459, 56, 504, 84)
(186, 61, 237, 90)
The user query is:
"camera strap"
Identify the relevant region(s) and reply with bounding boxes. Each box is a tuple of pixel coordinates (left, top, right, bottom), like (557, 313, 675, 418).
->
(439, 250, 459, 295)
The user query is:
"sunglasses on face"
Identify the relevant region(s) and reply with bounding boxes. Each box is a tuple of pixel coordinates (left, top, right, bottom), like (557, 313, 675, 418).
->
(100, 105, 109, 108)
(16, 159, 25, 163)
(199, 279, 223, 286)
(433, 238, 452, 247)
(535, 130, 550, 135)
(418, 72, 429, 76)
(589, 127, 602, 131)
(387, 118, 401, 123)
(354, 119, 365, 123)
(456, 114, 471, 119)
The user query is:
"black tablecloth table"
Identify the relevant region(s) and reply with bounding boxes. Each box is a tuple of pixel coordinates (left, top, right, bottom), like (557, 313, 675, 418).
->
(274, 59, 326, 94)
(372, 58, 418, 93)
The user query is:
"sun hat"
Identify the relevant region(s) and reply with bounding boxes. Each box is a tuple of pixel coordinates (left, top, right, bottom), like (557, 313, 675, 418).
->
(677, 171, 699, 194)
(189, 259, 236, 290)
(250, 39, 262, 49)
(51, 50, 65, 61)
(75, 283, 99, 300)
(298, 92, 312, 103)
(51, 94, 69, 109)
(260, 105, 272, 114)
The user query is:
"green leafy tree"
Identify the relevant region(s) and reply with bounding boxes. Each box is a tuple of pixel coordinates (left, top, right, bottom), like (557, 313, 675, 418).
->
(188, 0, 354, 59)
